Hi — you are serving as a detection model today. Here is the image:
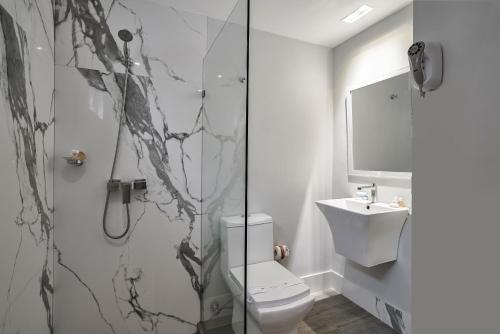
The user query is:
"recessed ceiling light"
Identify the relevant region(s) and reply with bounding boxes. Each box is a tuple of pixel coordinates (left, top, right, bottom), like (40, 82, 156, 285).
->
(342, 5, 374, 24)
(36, 46, 43, 50)
(217, 74, 223, 78)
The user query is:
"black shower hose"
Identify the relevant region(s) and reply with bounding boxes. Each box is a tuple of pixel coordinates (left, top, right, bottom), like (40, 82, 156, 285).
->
(102, 54, 132, 240)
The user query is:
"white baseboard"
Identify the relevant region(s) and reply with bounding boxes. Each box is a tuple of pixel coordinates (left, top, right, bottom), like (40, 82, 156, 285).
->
(300, 269, 343, 300)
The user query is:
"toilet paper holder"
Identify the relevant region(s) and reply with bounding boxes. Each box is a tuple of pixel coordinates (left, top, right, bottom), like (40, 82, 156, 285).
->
(274, 245, 290, 261)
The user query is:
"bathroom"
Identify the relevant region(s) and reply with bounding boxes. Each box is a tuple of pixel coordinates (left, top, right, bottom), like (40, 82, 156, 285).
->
(0, 0, 499, 334)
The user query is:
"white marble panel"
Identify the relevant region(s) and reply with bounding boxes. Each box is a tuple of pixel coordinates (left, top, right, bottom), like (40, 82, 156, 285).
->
(53, 0, 210, 332)
(15, 0, 54, 53)
(343, 279, 411, 334)
(54, 0, 206, 77)
(0, 0, 15, 18)
(0, 2, 54, 333)
(54, 65, 203, 334)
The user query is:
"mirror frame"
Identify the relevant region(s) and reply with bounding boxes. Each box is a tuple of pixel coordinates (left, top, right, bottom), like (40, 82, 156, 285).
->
(345, 66, 412, 187)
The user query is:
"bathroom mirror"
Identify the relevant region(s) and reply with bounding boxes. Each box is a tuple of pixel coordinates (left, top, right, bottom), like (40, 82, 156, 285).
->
(346, 69, 412, 182)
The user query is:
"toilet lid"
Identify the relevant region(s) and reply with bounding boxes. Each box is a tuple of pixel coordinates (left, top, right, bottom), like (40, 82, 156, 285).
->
(230, 261, 310, 308)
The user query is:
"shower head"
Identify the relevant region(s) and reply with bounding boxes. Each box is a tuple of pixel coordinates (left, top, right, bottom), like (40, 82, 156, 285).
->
(118, 29, 133, 67)
(118, 29, 133, 43)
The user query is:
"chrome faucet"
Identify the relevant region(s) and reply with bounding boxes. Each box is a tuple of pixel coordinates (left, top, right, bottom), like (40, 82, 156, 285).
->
(357, 183, 377, 203)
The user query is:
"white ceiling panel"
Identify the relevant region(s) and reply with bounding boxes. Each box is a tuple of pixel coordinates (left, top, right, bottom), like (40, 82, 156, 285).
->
(251, 0, 412, 47)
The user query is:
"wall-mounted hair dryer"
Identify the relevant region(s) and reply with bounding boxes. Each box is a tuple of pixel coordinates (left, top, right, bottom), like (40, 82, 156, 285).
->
(408, 41, 443, 97)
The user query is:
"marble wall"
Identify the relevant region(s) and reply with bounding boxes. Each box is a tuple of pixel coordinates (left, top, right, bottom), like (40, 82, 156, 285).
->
(0, 0, 245, 332)
(53, 0, 246, 333)
(53, 0, 206, 332)
(0, 0, 55, 333)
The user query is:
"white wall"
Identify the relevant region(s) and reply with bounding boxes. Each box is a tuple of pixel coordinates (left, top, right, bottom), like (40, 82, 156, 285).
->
(250, 6, 414, 332)
(413, 1, 500, 333)
(248, 29, 341, 280)
(331, 4, 413, 322)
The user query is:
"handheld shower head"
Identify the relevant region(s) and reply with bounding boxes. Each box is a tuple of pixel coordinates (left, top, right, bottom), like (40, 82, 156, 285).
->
(118, 29, 134, 67)
(118, 29, 133, 43)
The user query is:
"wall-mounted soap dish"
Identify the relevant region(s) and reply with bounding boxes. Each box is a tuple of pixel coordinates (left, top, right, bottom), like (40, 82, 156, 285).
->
(64, 150, 87, 166)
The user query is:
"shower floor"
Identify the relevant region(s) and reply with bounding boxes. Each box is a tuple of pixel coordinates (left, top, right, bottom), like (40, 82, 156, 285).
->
(207, 294, 397, 334)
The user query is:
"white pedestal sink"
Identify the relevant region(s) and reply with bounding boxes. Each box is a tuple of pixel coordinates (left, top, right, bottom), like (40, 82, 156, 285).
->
(316, 198, 409, 267)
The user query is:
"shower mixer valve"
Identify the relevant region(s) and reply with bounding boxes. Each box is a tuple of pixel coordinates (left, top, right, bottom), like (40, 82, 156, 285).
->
(107, 178, 147, 204)
(121, 182, 132, 204)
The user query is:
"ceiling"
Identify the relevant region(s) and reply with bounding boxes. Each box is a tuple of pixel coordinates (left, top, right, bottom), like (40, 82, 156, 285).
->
(148, 0, 239, 20)
(147, 0, 412, 48)
(251, 0, 413, 47)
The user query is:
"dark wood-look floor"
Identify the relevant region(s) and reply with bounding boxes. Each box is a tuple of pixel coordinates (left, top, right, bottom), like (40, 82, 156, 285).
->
(298, 295, 397, 334)
(206, 295, 396, 334)
(206, 326, 234, 334)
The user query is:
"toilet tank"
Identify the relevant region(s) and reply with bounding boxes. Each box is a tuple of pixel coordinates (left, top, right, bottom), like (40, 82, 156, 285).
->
(220, 213, 274, 276)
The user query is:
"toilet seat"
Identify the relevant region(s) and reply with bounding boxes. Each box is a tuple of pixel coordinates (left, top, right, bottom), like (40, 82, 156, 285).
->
(229, 261, 314, 334)
(230, 261, 310, 308)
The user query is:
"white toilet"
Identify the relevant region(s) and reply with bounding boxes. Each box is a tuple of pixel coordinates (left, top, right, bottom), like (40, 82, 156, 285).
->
(220, 213, 314, 334)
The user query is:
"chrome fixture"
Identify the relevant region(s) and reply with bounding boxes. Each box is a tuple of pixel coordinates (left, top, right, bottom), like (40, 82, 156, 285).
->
(121, 182, 132, 204)
(64, 150, 87, 166)
(118, 29, 134, 67)
(102, 29, 136, 240)
(103, 178, 148, 240)
(134, 179, 147, 190)
(357, 183, 377, 203)
(197, 89, 206, 98)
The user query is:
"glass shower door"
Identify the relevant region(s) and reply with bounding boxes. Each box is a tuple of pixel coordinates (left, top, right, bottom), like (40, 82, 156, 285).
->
(200, 0, 249, 332)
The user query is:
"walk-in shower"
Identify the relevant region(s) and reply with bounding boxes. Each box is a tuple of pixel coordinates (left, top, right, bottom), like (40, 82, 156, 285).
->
(0, 0, 249, 332)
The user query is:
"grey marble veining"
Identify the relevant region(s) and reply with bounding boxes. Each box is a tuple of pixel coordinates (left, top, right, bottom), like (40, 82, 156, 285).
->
(54, 63, 204, 333)
(53, 0, 248, 332)
(200, 3, 248, 323)
(376, 297, 408, 334)
(0, 1, 55, 333)
(0, 0, 246, 332)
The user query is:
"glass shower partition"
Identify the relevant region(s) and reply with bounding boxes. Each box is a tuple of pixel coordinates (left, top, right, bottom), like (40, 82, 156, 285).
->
(200, 0, 249, 332)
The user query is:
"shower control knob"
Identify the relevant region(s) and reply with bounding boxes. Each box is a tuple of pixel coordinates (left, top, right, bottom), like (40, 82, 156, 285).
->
(133, 179, 147, 190)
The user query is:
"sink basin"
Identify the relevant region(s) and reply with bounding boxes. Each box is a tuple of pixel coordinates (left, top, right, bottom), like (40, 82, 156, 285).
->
(316, 198, 409, 267)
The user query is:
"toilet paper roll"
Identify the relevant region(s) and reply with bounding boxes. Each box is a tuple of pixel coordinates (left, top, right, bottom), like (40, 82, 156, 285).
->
(274, 245, 290, 261)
